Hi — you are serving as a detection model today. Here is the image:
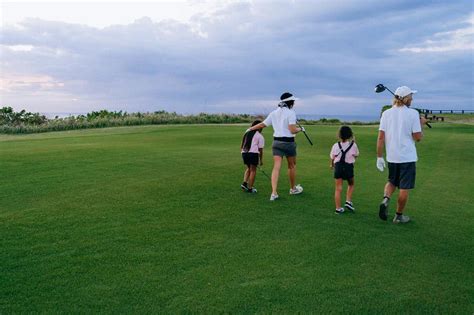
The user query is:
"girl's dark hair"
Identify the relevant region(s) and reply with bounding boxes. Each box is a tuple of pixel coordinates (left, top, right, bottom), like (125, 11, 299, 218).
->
(241, 120, 262, 152)
(339, 125, 353, 141)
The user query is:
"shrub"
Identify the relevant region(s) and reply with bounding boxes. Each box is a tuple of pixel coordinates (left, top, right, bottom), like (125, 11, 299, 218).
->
(0, 107, 257, 134)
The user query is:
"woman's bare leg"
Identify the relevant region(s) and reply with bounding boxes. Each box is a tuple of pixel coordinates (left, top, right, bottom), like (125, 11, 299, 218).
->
(287, 156, 297, 189)
(271, 156, 283, 195)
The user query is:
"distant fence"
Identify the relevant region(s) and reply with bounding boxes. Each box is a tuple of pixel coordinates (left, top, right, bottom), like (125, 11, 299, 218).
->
(418, 109, 474, 114)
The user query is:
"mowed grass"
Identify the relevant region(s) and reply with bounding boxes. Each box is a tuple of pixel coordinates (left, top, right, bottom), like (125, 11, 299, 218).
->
(1, 124, 473, 313)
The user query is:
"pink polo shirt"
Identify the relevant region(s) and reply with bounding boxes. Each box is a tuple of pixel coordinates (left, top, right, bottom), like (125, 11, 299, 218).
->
(330, 141, 359, 164)
(242, 132, 265, 154)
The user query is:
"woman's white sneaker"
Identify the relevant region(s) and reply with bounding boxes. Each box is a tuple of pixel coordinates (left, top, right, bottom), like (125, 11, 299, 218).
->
(270, 194, 279, 201)
(289, 184, 303, 195)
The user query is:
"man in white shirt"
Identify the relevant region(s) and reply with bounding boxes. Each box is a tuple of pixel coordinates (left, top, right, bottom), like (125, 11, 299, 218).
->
(246, 92, 305, 201)
(376, 86, 428, 223)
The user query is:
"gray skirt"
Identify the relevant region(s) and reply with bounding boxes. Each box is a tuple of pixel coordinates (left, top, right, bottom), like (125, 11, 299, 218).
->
(272, 140, 297, 157)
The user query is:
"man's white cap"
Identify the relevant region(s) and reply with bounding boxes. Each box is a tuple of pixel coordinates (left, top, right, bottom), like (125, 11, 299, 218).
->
(395, 86, 417, 98)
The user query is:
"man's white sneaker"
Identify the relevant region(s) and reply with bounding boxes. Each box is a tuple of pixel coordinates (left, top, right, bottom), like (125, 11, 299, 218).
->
(289, 184, 303, 195)
(270, 194, 279, 201)
(393, 214, 410, 224)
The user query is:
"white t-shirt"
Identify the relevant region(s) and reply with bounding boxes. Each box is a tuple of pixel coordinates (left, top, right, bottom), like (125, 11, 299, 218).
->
(262, 107, 297, 138)
(379, 106, 422, 163)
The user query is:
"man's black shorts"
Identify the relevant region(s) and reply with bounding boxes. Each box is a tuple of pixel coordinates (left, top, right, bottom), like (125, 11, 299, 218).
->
(388, 162, 416, 189)
(242, 152, 259, 166)
(334, 162, 354, 180)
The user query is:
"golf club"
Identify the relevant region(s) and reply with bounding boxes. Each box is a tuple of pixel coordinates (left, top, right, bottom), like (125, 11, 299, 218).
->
(296, 121, 314, 146)
(258, 166, 271, 180)
(374, 84, 432, 128)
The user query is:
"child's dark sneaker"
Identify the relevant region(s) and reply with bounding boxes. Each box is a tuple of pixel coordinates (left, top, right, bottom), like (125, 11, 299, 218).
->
(247, 187, 257, 193)
(241, 182, 248, 191)
(379, 196, 390, 221)
(335, 208, 345, 214)
(345, 201, 355, 212)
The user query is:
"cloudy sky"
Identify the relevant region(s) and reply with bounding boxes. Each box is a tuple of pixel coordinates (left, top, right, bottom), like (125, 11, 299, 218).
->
(1, 0, 473, 116)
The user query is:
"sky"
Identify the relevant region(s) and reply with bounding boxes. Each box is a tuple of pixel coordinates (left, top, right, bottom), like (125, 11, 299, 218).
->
(1, 0, 473, 117)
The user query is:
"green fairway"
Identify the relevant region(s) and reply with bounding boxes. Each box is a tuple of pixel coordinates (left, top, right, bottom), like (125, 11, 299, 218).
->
(1, 124, 473, 313)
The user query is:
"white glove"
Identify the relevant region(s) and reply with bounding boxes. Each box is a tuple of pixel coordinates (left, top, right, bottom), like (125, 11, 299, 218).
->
(245, 128, 251, 133)
(376, 157, 386, 172)
(300, 126, 305, 132)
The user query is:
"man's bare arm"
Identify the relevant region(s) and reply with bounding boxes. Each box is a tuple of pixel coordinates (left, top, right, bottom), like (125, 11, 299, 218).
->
(377, 130, 385, 157)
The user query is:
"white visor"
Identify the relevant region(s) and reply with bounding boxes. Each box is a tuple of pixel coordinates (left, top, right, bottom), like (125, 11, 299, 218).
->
(280, 96, 299, 102)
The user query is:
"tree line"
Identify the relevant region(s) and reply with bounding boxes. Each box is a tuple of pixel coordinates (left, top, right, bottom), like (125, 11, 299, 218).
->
(0, 106, 377, 134)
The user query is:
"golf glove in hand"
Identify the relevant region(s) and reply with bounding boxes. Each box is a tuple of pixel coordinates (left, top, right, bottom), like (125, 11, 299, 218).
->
(376, 157, 386, 172)
(300, 126, 305, 132)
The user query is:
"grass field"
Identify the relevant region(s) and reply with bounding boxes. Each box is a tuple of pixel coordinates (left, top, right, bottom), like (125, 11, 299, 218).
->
(1, 124, 473, 313)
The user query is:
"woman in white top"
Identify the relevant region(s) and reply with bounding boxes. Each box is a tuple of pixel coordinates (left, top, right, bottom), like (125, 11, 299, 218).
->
(246, 92, 305, 201)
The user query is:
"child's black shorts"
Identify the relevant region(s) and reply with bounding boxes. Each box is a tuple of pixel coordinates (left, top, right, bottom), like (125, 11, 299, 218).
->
(388, 162, 416, 189)
(334, 162, 354, 180)
(242, 152, 259, 166)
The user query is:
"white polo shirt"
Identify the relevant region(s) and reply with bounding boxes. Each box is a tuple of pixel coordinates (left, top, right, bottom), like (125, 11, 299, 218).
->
(379, 106, 422, 163)
(262, 107, 297, 138)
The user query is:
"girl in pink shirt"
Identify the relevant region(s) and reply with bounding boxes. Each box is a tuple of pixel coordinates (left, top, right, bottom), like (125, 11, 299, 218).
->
(330, 126, 359, 214)
(241, 120, 265, 193)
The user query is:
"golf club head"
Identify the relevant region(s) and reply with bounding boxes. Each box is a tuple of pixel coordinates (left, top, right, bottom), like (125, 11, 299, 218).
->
(374, 84, 386, 93)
